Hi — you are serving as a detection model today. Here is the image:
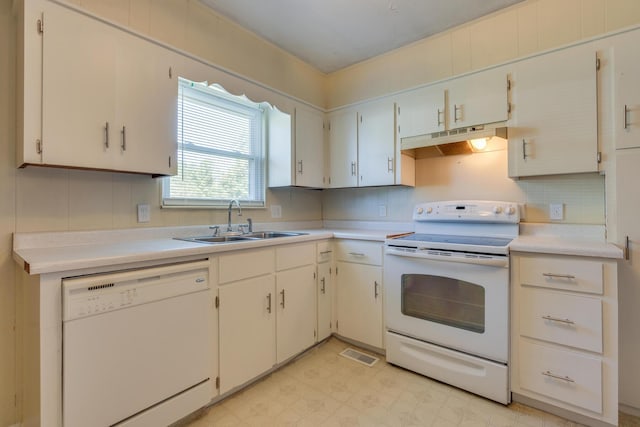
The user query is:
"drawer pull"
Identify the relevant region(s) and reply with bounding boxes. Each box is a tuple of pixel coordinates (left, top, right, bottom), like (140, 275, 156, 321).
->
(542, 273, 576, 280)
(267, 293, 272, 313)
(320, 250, 333, 255)
(542, 315, 575, 325)
(349, 252, 365, 257)
(542, 370, 575, 383)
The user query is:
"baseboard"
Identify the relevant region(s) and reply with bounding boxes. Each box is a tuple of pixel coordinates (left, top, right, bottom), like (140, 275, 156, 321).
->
(620, 403, 640, 418)
(512, 393, 616, 427)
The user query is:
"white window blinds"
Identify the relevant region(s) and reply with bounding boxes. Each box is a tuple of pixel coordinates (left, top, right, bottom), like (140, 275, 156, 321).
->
(163, 79, 265, 207)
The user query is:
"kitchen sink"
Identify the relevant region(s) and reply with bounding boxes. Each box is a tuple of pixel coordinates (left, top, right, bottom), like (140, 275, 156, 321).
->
(175, 231, 307, 244)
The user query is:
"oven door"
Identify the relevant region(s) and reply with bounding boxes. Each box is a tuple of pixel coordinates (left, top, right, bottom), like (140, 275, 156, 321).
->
(384, 247, 509, 363)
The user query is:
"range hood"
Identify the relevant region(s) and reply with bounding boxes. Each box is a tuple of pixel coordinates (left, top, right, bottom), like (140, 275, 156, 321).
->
(401, 124, 508, 156)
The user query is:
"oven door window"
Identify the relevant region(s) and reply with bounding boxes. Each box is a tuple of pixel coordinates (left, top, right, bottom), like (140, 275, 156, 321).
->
(401, 274, 485, 333)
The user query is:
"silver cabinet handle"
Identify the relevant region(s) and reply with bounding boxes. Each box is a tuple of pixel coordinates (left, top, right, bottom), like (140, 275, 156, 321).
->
(542, 273, 576, 280)
(374, 281, 379, 299)
(625, 235, 630, 261)
(522, 139, 527, 160)
(437, 108, 443, 127)
(624, 105, 630, 130)
(267, 293, 272, 313)
(542, 370, 575, 383)
(104, 122, 109, 148)
(387, 157, 394, 173)
(320, 277, 326, 294)
(349, 252, 365, 257)
(542, 315, 575, 325)
(121, 126, 126, 151)
(454, 104, 462, 123)
(280, 289, 285, 308)
(351, 161, 357, 176)
(319, 250, 332, 255)
(297, 160, 303, 174)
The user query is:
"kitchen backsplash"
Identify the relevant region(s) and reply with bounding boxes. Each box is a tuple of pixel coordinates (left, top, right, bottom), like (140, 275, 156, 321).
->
(322, 149, 605, 224)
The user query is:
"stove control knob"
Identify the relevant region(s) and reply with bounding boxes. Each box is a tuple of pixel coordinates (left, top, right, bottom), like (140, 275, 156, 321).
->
(416, 207, 424, 214)
(493, 206, 503, 214)
(426, 207, 433, 214)
(506, 206, 516, 215)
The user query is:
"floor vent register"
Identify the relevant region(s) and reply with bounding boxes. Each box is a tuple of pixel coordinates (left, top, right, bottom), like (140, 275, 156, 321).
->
(339, 348, 379, 367)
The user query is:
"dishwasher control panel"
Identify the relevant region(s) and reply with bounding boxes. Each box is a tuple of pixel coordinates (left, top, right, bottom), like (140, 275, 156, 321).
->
(62, 260, 210, 321)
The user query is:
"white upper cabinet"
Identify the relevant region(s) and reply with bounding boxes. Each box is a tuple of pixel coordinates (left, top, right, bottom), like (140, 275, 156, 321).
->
(397, 67, 509, 142)
(613, 31, 640, 150)
(508, 43, 599, 178)
(23, 1, 178, 175)
(357, 100, 397, 187)
(294, 106, 325, 187)
(397, 83, 446, 139)
(327, 108, 358, 188)
(447, 66, 510, 129)
(268, 105, 325, 188)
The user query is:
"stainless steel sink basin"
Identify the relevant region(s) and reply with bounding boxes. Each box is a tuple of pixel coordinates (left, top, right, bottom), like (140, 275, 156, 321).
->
(175, 231, 307, 244)
(243, 231, 308, 239)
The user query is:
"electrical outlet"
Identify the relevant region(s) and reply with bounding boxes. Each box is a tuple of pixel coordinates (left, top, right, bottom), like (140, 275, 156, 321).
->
(271, 205, 282, 218)
(379, 205, 387, 217)
(549, 203, 564, 221)
(137, 204, 150, 223)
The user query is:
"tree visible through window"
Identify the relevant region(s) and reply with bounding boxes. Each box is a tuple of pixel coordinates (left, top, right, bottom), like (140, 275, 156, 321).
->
(162, 79, 265, 207)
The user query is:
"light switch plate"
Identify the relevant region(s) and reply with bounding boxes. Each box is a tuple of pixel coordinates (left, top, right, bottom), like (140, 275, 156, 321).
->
(137, 204, 150, 223)
(271, 205, 282, 218)
(549, 203, 564, 220)
(379, 205, 387, 217)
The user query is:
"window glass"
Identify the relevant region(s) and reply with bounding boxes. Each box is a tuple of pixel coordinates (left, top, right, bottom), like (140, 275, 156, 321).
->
(163, 79, 265, 207)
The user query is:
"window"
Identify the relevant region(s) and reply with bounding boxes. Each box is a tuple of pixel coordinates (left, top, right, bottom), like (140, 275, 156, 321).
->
(162, 79, 265, 207)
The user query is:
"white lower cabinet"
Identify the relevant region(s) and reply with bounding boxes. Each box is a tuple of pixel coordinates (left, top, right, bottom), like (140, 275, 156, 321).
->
(218, 243, 317, 394)
(335, 240, 383, 349)
(317, 240, 334, 341)
(511, 253, 618, 426)
(275, 244, 317, 363)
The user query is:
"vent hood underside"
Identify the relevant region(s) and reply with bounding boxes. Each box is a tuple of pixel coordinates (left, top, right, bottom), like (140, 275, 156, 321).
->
(401, 125, 508, 157)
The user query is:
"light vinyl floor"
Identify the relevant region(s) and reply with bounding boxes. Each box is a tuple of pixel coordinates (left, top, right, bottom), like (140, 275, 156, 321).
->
(187, 338, 637, 427)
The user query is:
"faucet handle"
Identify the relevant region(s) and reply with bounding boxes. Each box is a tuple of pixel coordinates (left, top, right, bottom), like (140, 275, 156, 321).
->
(238, 224, 249, 234)
(209, 225, 220, 236)
(247, 218, 253, 232)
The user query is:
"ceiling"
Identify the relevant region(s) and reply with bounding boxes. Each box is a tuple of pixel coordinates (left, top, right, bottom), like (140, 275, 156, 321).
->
(200, 0, 526, 74)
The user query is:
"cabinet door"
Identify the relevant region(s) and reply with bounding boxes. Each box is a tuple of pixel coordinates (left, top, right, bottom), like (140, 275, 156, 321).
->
(276, 265, 317, 363)
(508, 44, 598, 177)
(336, 261, 383, 348)
(41, 4, 116, 169)
(327, 109, 358, 188)
(114, 32, 178, 175)
(317, 262, 333, 341)
(613, 31, 640, 149)
(219, 275, 276, 394)
(294, 107, 325, 187)
(397, 84, 445, 138)
(616, 149, 640, 409)
(448, 66, 509, 129)
(358, 100, 396, 187)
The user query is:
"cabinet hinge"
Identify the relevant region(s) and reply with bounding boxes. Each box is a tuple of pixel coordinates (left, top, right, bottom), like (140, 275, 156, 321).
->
(335, 266, 338, 275)
(313, 272, 316, 279)
(336, 320, 339, 330)
(330, 322, 332, 329)
(597, 151, 602, 163)
(215, 376, 220, 389)
(314, 330, 317, 338)
(397, 106, 401, 115)
(596, 57, 601, 71)
(507, 77, 511, 91)
(398, 125, 401, 134)
(507, 102, 512, 114)
(37, 18, 43, 34)
(360, 115, 363, 123)
(215, 296, 219, 308)
(168, 156, 172, 168)
(169, 67, 172, 79)
(36, 139, 42, 154)
(328, 177, 331, 185)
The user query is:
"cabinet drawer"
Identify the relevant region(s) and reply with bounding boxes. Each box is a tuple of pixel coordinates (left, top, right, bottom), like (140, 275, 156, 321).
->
(276, 243, 315, 271)
(219, 249, 275, 284)
(519, 339, 602, 414)
(334, 240, 382, 266)
(317, 241, 333, 263)
(519, 256, 603, 294)
(520, 287, 602, 353)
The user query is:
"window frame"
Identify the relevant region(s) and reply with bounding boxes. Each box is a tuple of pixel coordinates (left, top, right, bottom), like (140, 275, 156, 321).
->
(162, 79, 267, 209)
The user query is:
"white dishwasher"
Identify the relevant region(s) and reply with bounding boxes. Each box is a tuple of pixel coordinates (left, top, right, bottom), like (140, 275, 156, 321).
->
(62, 260, 212, 427)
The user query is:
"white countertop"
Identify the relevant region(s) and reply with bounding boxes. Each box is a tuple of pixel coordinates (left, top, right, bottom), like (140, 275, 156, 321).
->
(510, 235, 623, 259)
(13, 224, 409, 275)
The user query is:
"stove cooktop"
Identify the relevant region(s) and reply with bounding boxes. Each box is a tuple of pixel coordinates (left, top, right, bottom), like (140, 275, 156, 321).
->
(392, 233, 513, 248)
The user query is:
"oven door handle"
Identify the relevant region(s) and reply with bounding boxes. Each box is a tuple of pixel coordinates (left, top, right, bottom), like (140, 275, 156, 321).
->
(385, 247, 509, 268)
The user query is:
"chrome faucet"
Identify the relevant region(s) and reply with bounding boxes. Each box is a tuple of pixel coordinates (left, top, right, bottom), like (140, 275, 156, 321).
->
(227, 199, 242, 232)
